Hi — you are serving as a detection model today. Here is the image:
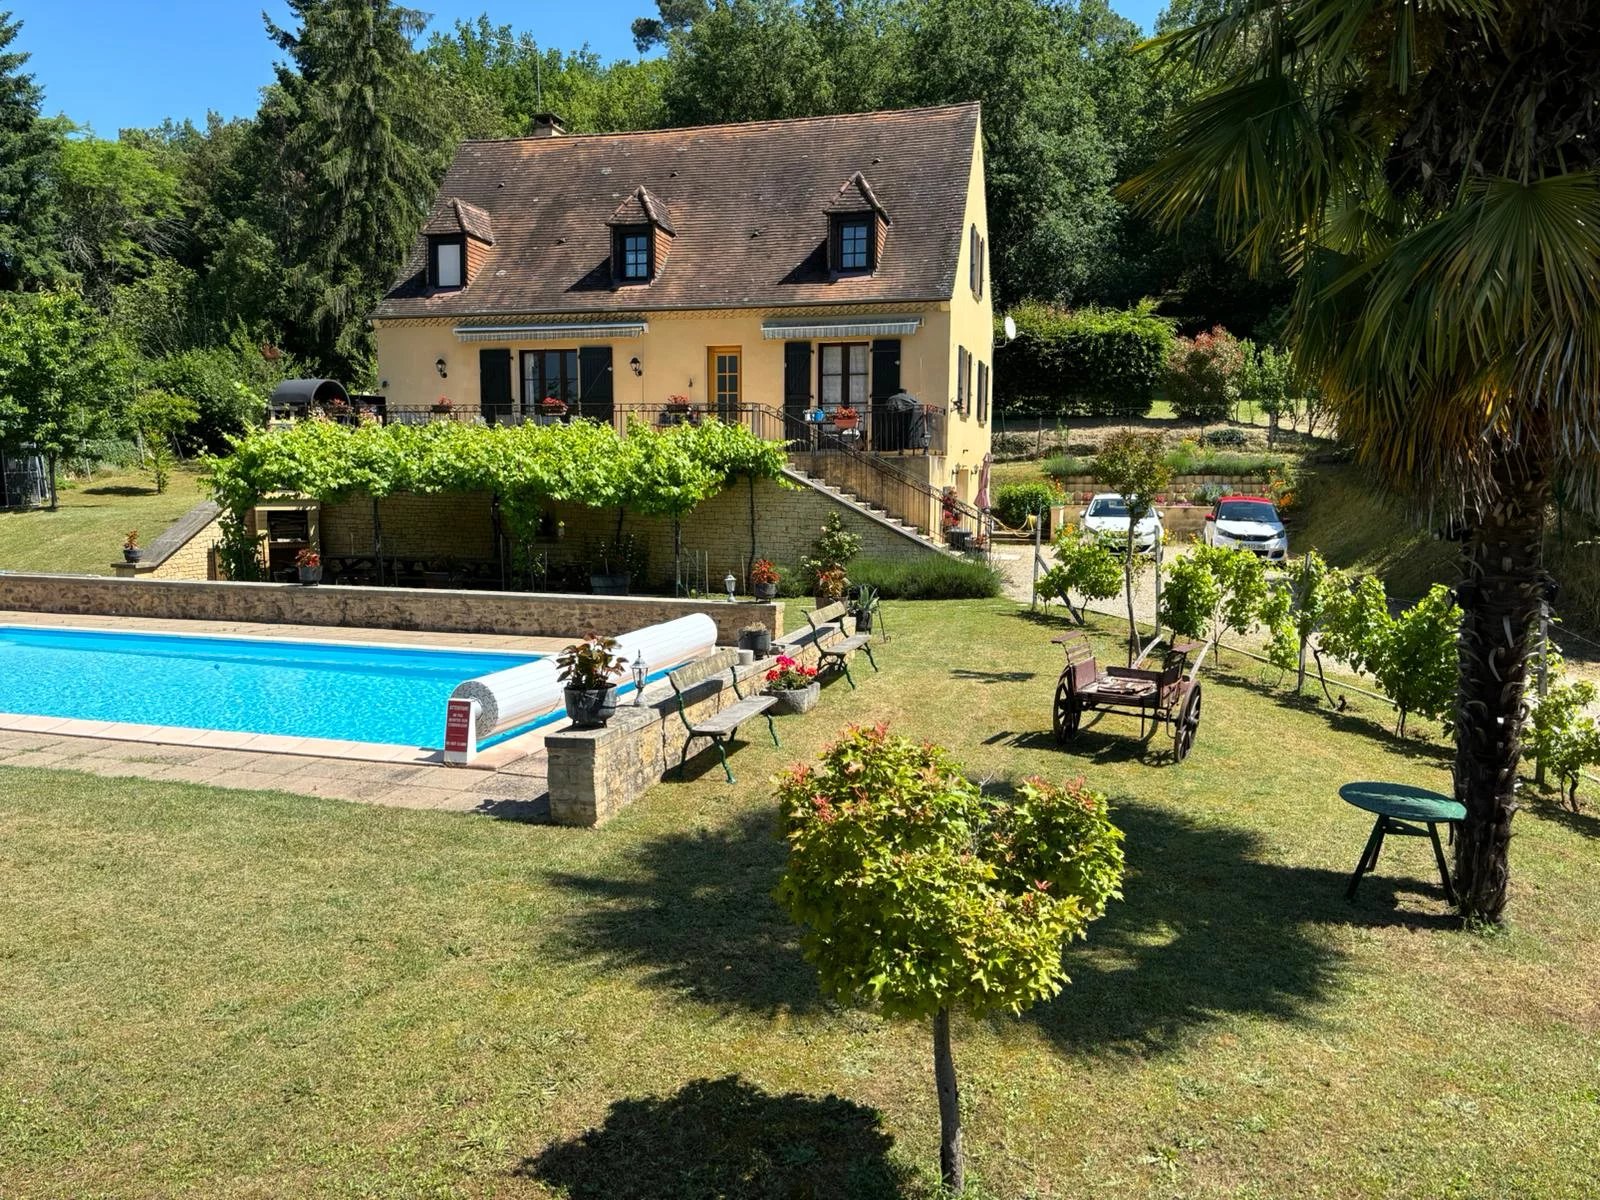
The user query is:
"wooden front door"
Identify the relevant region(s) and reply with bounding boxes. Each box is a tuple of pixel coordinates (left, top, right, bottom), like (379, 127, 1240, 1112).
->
(708, 346, 741, 421)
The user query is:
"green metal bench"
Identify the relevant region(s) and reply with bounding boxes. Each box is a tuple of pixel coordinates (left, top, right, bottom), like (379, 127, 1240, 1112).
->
(666, 656, 780, 784)
(803, 600, 879, 690)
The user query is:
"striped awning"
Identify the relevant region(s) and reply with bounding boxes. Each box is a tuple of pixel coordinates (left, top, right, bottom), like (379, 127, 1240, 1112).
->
(761, 315, 922, 340)
(453, 321, 648, 343)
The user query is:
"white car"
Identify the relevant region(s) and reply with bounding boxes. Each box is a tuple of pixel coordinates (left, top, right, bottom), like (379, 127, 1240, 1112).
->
(1204, 495, 1289, 560)
(1080, 492, 1162, 553)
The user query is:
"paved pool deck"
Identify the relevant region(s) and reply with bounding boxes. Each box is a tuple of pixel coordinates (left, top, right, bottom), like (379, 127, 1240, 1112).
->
(0, 611, 566, 818)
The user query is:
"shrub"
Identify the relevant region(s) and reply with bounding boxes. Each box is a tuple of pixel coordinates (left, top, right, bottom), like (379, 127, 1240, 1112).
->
(993, 481, 1060, 528)
(1166, 327, 1245, 423)
(1042, 453, 1095, 480)
(1321, 576, 1461, 735)
(1157, 545, 1268, 646)
(1527, 667, 1600, 811)
(846, 555, 1002, 600)
(800, 512, 862, 591)
(1203, 426, 1248, 447)
(994, 300, 1174, 418)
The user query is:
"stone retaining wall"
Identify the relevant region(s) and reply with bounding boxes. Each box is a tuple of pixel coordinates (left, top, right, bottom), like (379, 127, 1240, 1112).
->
(1051, 474, 1270, 503)
(0, 573, 783, 644)
(319, 472, 936, 591)
(546, 624, 845, 827)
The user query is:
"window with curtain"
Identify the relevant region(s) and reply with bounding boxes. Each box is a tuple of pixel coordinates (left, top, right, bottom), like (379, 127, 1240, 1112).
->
(818, 343, 869, 409)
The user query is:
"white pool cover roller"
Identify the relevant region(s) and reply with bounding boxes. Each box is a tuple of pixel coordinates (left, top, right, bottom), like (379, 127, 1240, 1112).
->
(449, 613, 719, 739)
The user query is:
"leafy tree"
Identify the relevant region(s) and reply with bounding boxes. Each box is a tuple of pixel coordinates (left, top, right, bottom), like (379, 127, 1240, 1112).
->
(1091, 429, 1170, 659)
(631, 0, 708, 52)
(1262, 549, 1333, 693)
(1128, 0, 1600, 922)
(1036, 527, 1121, 624)
(1376, 585, 1461, 739)
(0, 11, 62, 290)
(0, 289, 129, 507)
(147, 336, 292, 450)
(129, 388, 198, 493)
(774, 724, 1124, 1193)
(267, 0, 456, 377)
(52, 131, 184, 307)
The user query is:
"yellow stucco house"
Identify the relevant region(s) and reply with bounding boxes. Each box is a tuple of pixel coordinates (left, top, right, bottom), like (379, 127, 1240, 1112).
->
(372, 103, 993, 532)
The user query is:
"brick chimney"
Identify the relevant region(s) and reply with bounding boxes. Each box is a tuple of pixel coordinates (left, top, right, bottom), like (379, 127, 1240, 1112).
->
(530, 113, 567, 138)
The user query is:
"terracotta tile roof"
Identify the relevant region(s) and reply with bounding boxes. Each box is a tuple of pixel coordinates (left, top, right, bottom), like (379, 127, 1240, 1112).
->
(606, 185, 677, 234)
(422, 196, 495, 244)
(823, 171, 890, 222)
(374, 103, 979, 319)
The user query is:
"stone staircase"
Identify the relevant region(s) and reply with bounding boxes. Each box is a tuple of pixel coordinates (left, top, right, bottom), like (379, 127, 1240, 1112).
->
(782, 466, 956, 558)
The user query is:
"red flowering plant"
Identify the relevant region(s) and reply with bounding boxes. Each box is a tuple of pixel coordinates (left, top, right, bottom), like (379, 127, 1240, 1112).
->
(765, 654, 818, 691)
(294, 548, 321, 569)
(540, 395, 568, 413)
(750, 558, 780, 586)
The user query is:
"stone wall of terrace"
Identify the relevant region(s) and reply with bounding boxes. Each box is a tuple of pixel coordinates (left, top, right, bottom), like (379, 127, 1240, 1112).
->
(546, 620, 850, 827)
(0, 573, 784, 644)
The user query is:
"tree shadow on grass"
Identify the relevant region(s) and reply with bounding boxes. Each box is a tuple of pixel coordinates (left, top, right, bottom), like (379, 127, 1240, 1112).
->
(1030, 799, 1457, 1056)
(1523, 791, 1600, 840)
(80, 484, 156, 497)
(545, 806, 821, 1012)
(517, 1075, 921, 1200)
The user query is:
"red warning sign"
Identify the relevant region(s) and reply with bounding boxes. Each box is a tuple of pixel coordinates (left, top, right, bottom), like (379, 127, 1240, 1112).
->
(444, 698, 474, 754)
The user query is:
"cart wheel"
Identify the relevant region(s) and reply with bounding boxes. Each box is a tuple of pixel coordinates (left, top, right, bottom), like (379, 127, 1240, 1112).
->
(1173, 682, 1202, 761)
(1053, 672, 1082, 742)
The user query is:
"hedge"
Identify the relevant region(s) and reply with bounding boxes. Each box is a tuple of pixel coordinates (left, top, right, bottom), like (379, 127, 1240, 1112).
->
(993, 300, 1174, 419)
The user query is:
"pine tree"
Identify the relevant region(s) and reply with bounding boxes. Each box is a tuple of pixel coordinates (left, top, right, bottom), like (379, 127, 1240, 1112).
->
(0, 11, 63, 290)
(267, 0, 452, 379)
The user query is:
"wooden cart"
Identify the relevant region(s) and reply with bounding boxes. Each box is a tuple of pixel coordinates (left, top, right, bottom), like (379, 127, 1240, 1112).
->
(1051, 634, 1209, 761)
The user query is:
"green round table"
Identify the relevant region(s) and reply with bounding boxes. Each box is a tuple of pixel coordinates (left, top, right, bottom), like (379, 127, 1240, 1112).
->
(1339, 781, 1466, 905)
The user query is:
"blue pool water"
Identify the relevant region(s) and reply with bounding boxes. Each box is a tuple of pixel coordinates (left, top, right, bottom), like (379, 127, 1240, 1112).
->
(0, 626, 543, 748)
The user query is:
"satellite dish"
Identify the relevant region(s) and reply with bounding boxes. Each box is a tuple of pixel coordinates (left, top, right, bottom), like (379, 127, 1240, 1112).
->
(1003, 314, 1017, 343)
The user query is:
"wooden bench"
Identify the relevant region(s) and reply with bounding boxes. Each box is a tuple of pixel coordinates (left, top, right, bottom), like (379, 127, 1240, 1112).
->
(803, 600, 879, 690)
(666, 656, 780, 784)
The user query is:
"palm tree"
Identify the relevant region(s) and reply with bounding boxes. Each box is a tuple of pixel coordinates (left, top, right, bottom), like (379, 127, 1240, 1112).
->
(1124, 0, 1600, 922)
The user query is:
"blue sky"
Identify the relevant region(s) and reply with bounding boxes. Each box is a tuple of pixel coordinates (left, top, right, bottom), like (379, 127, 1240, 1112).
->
(10, 0, 1168, 135)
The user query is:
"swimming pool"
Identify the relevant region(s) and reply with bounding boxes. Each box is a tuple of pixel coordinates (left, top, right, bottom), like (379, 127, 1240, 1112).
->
(0, 626, 543, 748)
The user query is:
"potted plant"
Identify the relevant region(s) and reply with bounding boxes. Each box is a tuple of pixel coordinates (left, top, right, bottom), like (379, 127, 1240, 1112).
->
(539, 395, 568, 423)
(557, 633, 628, 729)
(739, 624, 773, 658)
(814, 566, 848, 607)
(122, 530, 142, 563)
(750, 558, 780, 601)
(430, 396, 454, 415)
(296, 548, 323, 585)
(833, 404, 860, 431)
(589, 534, 641, 596)
(665, 393, 693, 413)
(766, 654, 820, 713)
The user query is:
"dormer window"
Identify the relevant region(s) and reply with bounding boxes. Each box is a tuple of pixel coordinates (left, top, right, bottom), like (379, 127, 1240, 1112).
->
(431, 237, 463, 289)
(836, 218, 871, 272)
(823, 171, 890, 278)
(421, 197, 492, 293)
(607, 186, 675, 287)
(617, 227, 652, 281)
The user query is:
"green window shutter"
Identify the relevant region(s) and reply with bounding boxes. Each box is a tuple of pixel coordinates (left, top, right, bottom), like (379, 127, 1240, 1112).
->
(784, 341, 812, 419)
(578, 346, 614, 425)
(477, 348, 512, 424)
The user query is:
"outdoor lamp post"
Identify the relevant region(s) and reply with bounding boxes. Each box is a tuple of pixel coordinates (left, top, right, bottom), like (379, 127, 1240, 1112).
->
(632, 653, 647, 705)
(724, 572, 737, 602)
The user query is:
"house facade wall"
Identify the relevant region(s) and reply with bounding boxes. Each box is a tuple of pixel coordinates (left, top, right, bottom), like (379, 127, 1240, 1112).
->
(944, 124, 994, 508)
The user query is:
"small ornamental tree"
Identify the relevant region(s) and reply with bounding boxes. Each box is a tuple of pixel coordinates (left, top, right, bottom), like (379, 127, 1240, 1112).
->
(1156, 545, 1266, 654)
(1262, 550, 1335, 693)
(800, 511, 862, 596)
(130, 388, 199, 494)
(1376, 585, 1461, 737)
(1091, 430, 1171, 660)
(1239, 341, 1296, 447)
(1036, 527, 1122, 624)
(774, 724, 1125, 1194)
(1527, 664, 1600, 812)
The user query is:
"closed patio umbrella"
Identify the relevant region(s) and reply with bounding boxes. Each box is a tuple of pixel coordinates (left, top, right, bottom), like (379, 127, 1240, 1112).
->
(975, 453, 993, 511)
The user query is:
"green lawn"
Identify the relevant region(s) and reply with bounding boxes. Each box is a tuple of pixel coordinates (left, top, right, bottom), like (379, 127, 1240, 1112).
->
(3, 601, 1598, 1198)
(0, 466, 206, 575)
